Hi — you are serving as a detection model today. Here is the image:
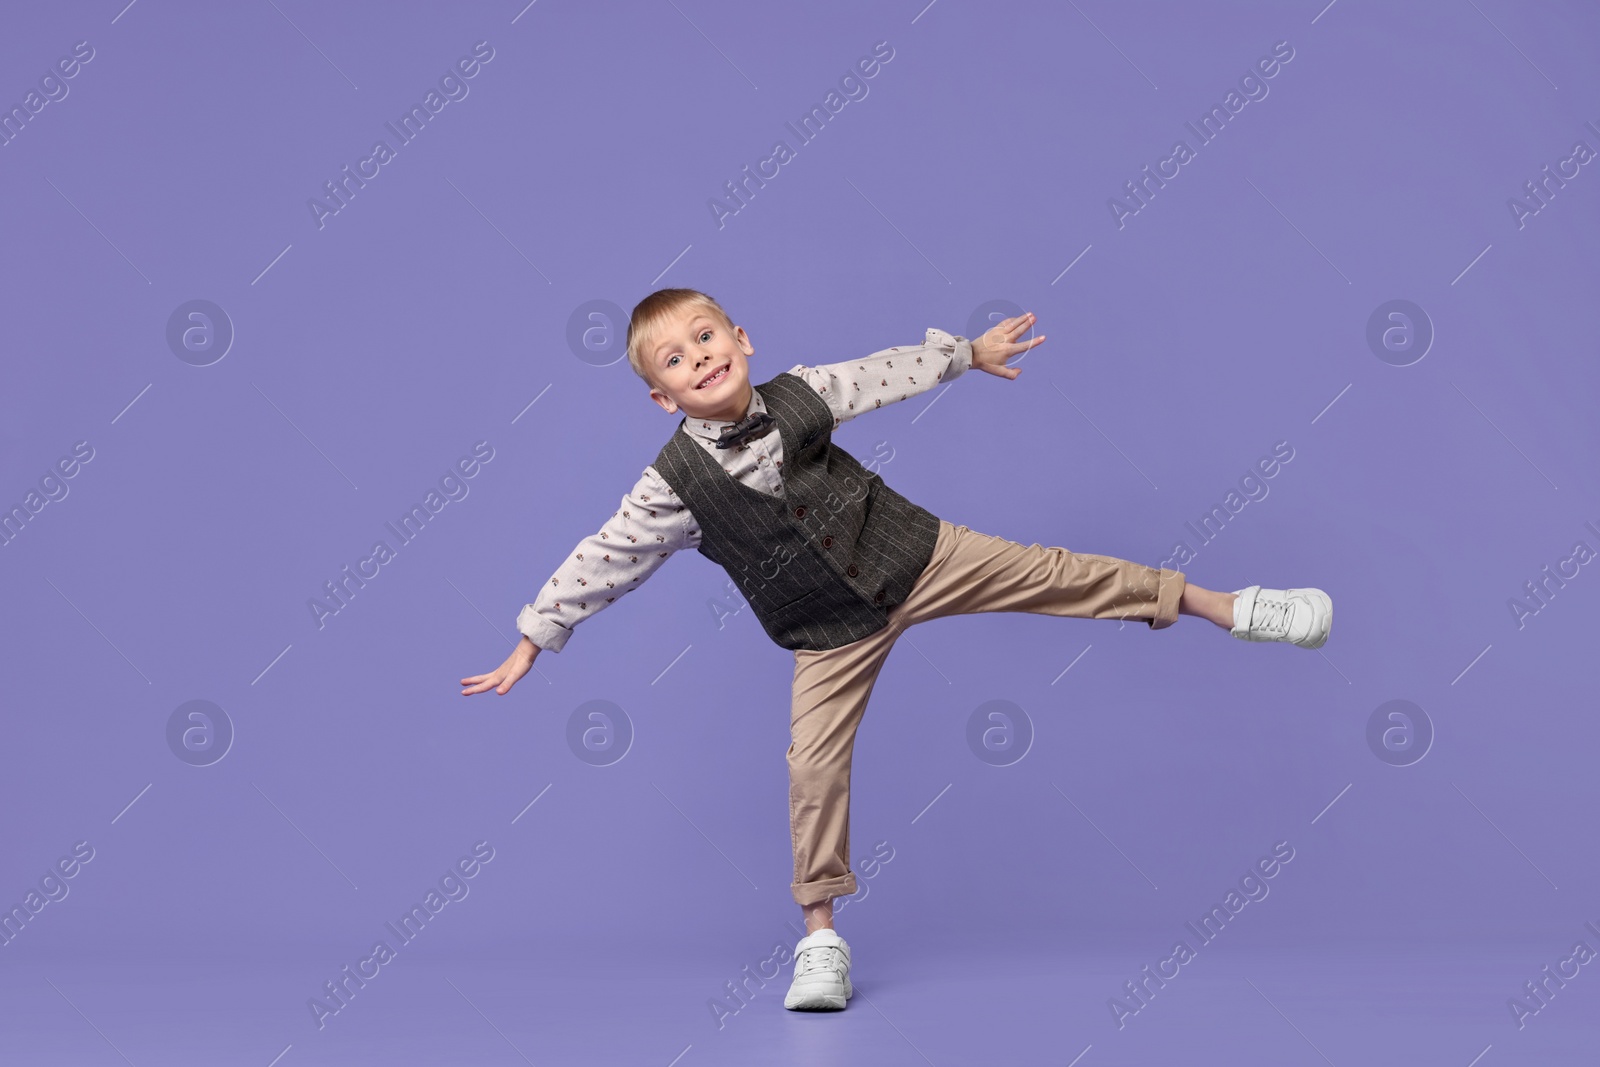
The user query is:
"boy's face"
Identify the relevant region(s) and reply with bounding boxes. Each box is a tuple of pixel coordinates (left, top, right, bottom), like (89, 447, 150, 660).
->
(645, 307, 754, 422)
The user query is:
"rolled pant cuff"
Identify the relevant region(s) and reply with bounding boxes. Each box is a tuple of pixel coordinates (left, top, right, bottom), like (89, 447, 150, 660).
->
(1149, 567, 1186, 630)
(792, 872, 857, 907)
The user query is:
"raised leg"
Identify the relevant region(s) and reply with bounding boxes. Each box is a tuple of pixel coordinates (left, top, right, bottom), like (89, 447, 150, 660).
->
(890, 520, 1187, 631)
(1179, 584, 1238, 629)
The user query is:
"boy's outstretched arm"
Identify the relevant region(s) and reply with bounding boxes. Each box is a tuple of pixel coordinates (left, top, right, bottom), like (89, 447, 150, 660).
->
(790, 313, 1044, 430)
(460, 467, 696, 696)
(790, 326, 970, 428)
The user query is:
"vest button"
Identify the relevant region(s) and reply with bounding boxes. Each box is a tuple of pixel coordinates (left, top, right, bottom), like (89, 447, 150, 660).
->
(846, 564, 859, 578)
(794, 506, 807, 518)
(822, 535, 834, 548)
(873, 590, 886, 604)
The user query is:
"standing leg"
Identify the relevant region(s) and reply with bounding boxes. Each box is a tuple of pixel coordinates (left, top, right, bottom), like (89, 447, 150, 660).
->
(788, 621, 900, 932)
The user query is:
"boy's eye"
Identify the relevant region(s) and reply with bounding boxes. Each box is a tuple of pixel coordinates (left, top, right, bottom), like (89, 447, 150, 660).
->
(664, 329, 713, 369)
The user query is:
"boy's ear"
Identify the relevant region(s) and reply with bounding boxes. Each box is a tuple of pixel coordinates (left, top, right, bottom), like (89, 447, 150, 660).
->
(642, 368, 677, 413)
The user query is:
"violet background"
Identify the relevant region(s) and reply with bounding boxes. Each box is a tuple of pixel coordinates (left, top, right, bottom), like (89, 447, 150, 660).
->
(2, 1, 1598, 1064)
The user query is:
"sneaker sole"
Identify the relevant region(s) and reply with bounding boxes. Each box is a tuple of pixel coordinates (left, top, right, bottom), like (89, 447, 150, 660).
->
(784, 978, 852, 1011)
(784, 993, 848, 1011)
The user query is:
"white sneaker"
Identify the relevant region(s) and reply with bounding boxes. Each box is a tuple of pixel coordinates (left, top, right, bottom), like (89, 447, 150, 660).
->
(783, 928, 852, 1011)
(1230, 586, 1332, 649)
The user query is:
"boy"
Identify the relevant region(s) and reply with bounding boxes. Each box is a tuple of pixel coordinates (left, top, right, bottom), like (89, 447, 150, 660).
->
(461, 288, 1331, 1012)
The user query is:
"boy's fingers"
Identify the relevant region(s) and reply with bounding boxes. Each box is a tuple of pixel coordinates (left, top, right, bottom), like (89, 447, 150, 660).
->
(978, 360, 1020, 379)
(462, 672, 506, 695)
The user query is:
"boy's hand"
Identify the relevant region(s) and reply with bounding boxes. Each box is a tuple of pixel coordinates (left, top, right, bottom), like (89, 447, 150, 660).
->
(971, 312, 1045, 379)
(461, 636, 541, 696)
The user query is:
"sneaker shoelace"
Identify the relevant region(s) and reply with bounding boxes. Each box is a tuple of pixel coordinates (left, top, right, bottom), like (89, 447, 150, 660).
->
(1252, 593, 1292, 637)
(798, 945, 844, 976)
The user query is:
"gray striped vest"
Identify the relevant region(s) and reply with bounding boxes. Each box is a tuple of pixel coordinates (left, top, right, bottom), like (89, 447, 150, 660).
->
(652, 372, 941, 652)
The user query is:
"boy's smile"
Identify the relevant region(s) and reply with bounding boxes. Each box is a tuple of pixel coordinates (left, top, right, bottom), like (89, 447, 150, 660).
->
(646, 308, 755, 423)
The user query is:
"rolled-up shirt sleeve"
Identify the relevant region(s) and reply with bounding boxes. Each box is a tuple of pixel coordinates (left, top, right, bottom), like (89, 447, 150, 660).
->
(516, 466, 696, 652)
(787, 327, 972, 428)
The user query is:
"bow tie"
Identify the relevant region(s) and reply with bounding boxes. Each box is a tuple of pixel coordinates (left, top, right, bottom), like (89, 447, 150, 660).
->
(715, 410, 775, 450)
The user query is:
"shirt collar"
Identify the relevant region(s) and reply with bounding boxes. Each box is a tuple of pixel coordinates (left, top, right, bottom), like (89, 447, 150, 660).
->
(681, 387, 768, 443)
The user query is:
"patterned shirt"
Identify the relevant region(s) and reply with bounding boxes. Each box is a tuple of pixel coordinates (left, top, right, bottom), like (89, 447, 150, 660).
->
(517, 328, 974, 652)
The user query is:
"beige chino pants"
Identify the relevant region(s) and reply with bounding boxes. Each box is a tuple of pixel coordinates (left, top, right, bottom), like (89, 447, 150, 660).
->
(787, 519, 1186, 906)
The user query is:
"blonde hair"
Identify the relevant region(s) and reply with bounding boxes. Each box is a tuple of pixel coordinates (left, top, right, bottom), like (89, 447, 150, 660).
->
(625, 288, 737, 385)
